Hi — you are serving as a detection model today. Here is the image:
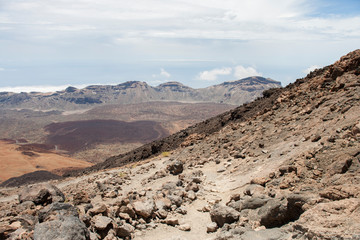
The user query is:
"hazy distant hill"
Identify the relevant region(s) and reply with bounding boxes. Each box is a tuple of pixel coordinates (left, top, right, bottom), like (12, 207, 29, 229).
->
(0, 76, 281, 110)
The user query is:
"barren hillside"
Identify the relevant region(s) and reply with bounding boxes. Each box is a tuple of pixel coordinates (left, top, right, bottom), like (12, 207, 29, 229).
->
(0, 50, 359, 240)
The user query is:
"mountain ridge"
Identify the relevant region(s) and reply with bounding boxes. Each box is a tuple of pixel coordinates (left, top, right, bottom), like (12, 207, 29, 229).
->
(0, 77, 281, 110)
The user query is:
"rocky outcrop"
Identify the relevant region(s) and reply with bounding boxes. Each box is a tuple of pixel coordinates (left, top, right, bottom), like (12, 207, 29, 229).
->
(18, 183, 65, 205)
(34, 216, 90, 240)
(210, 205, 240, 227)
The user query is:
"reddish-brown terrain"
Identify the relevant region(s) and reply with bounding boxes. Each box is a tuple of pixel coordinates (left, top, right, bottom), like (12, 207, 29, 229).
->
(44, 119, 167, 153)
(0, 140, 92, 183)
(0, 102, 235, 163)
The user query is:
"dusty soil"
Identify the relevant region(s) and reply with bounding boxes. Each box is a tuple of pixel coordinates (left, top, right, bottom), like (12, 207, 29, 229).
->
(0, 140, 92, 182)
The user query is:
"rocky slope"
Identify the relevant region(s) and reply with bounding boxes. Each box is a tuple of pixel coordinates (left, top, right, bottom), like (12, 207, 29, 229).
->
(0, 50, 359, 240)
(0, 77, 280, 110)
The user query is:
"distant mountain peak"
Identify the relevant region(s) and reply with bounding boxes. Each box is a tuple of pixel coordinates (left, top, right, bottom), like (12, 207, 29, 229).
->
(0, 77, 281, 109)
(157, 81, 186, 87)
(220, 76, 281, 86)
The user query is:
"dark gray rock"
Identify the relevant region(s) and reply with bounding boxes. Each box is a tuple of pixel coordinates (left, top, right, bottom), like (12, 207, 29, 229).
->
(18, 183, 65, 205)
(34, 216, 90, 240)
(210, 205, 240, 227)
(167, 160, 184, 175)
(38, 202, 79, 223)
(258, 199, 288, 228)
(229, 196, 270, 212)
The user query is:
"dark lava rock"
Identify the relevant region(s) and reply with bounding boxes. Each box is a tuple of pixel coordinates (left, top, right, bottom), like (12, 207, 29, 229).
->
(34, 216, 90, 240)
(38, 203, 79, 222)
(18, 183, 65, 205)
(0, 171, 63, 188)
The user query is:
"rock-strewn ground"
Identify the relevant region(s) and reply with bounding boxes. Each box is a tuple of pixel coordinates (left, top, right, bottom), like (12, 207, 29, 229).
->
(0, 50, 359, 239)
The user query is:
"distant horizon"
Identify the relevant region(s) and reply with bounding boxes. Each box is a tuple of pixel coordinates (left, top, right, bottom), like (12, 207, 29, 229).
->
(0, 75, 281, 93)
(1, 0, 359, 90)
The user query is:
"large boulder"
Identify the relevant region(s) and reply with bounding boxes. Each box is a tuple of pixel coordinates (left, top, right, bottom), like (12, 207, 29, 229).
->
(210, 204, 240, 227)
(34, 202, 90, 240)
(132, 199, 155, 219)
(18, 183, 65, 205)
(38, 202, 79, 222)
(34, 216, 90, 240)
(257, 199, 288, 228)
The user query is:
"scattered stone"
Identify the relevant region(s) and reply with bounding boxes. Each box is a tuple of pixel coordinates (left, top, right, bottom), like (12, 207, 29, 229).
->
(178, 223, 191, 231)
(167, 160, 184, 175)
(118, 204, 136, 219)
(154, 197, 172, 210)
(164, 217, 179, 226)
(185, 182, 199, 192)
(114, 223, 134, 238)
(311, 135, 322, 142)
(186, 190, 196, 201)
(156, 209, 168, 219)
(132, 199, 155, 219)
(93, 215, 112, 231)
(73, 191, 90, 205)
(210, 205, 240, 227)
(207, 222, 218, 233)
(250, 177, 270, 187)
(88, 204, 108, 216)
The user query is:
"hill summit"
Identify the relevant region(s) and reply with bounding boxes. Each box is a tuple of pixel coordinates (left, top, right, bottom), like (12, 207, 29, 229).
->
(0, 50, 359, 239)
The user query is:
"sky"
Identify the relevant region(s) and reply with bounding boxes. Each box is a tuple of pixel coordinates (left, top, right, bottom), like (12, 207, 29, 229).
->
(0, 0, 359, 92)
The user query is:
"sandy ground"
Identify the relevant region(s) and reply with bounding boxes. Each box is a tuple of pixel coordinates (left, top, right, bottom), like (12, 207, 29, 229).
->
(0, 140, 92, 182)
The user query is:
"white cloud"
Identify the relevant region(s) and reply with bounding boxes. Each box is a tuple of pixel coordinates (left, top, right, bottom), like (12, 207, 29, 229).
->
(303, 65, 320, 74)
(160, 68, 171, 78)
(0, 84, 90, 93)
(197, 67, 232, 81)
(3, 0, 360, 42)
(152, 68, 171, 79)
(0, 68, 5, 71)
(234, 65, 262, 79)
